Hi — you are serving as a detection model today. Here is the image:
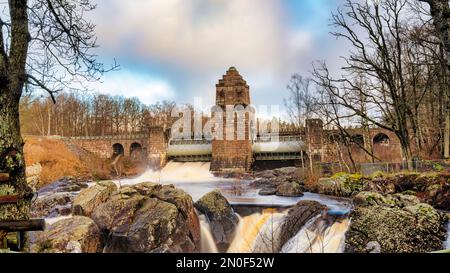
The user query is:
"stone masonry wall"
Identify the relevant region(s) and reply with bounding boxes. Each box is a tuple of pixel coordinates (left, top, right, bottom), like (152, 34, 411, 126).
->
(211, 67, 253, 172)
(147, 127, 167, 169)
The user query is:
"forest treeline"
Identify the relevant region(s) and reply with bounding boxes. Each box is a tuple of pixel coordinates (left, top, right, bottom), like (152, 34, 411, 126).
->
(20, 93, 176, 137)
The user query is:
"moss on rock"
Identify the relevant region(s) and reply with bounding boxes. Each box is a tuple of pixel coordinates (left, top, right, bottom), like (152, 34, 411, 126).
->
(346, 192, 447, 253)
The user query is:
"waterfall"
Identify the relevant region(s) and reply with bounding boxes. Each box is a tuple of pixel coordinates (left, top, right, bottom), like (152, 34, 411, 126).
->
(281, 216, 350, 253)
(119, 162, 217, 186)
(227, 210, 350, 254)
(199, 215, 219, 253)
(112, 161, 353, 253)
(117, 161, 225, 201)
(227, 209, 285, 253)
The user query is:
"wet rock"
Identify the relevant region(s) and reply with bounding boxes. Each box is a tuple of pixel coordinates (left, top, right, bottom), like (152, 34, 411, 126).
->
(29, 216, 102, 253)
(251, 179, 282, 189)
(38, 177, 88, 195)
(346, 192, 448, 253)
(274, 167, 299, 177)
(195, 190, 239, 247)
(31, 192, 74, 218)
(252, 168, 302, 190)
(92, 183, 200, 253)
(258, 187, 277, 196)
(72, 181, 117, 217)
(276, 182, 304, 197)
(279, 201, 327, 251)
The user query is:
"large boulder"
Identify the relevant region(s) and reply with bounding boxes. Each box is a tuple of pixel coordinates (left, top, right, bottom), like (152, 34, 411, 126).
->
(91, 183, 200, 253)
(195, 190, 239, 247)
(29, 216, 102, 253)
(276, 182, 304, 197)
(346, 192, 448, 253)
(72, 181, 117, 217)
(352, 191, 420, 208)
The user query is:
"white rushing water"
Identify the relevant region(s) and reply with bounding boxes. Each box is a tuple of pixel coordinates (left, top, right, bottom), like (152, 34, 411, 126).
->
(281, 216, 350, 253)
(226, 210, 350, 254)
(116, 162, 227, 201)
(199, 215, 219, 253)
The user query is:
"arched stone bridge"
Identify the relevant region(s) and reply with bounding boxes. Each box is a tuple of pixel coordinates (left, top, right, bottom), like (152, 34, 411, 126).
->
(71, 127, 167, 167)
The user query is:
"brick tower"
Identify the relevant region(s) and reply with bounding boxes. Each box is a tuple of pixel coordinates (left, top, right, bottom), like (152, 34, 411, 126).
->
(211, 67, 253, 172)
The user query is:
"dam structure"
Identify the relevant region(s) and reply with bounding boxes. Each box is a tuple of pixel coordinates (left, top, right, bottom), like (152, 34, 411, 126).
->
(71, 67, 399, 172)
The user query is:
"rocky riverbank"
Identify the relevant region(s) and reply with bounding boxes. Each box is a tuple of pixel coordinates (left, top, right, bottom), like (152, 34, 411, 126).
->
(29, 180, 201, 253)
(250, 167, 450, 253)
(25, 167, 450, 253)
(251, 168, 450, 210)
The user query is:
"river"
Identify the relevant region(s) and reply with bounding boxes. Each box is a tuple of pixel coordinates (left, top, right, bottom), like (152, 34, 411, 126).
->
(115, 162, 353, 253)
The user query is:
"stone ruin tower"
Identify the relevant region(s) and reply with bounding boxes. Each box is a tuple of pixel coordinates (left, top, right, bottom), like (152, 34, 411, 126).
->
(211, 67, 253, 172)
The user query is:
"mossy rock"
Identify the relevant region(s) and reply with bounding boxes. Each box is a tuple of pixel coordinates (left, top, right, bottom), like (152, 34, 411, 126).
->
(195, 190, 238, 246)
(402, 190, 417, 196)
(346, 199, 447, 253)
(319, 172, 365, 197)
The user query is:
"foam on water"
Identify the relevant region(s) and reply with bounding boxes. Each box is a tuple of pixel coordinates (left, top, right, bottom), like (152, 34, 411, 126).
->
(281, 216, 350, 253)
(119, 162, 217, 185)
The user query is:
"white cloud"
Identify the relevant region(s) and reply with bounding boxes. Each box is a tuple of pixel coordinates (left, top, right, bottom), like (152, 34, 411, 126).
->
(87, 0, 347, 111)
(92, 0, 312, 76)
(89, 70, 176, 105)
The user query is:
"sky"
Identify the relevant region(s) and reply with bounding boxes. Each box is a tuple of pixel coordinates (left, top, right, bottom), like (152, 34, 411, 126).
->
(89, 0, 348, 114)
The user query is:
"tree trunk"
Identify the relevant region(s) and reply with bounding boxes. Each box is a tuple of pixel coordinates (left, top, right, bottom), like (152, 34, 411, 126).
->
(421, 0, 450, 158)
(0, 0, 32, 223)
(0, 90, 32, 221)
(397, 131, 413, 169)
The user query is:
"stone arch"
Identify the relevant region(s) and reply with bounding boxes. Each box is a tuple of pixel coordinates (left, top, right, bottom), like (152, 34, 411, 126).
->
(112, 143, 124, 158)
(351, 134, 364, 146)
(373, 133, 390, 146)
(327, 133, 342, 143)
(130, 142, 143, 161)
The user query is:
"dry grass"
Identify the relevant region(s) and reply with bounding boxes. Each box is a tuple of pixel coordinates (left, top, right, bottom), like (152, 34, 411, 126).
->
(24, 137, 83, 185)
(23, 136, 112, 188)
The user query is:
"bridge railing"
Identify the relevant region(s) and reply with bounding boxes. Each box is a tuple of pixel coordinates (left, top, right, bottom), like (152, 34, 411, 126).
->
(254, 136, 302, 143)
(70, 134, 149, 141)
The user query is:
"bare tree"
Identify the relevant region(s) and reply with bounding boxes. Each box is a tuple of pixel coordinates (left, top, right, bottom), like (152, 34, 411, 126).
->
(313, 0, 421, 167)
(0, 0, 116, 223)
(284, 75, 318, 172)
(418, 0, 450, 157)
